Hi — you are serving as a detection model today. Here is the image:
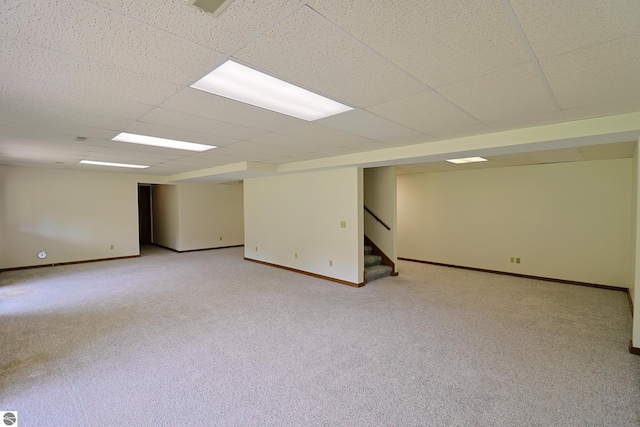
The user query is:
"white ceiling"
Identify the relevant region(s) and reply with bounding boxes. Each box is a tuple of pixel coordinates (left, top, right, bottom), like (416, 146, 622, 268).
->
(1, 0, 639, 180)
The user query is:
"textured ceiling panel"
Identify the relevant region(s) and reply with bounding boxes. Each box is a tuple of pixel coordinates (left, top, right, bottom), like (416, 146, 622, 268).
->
(234, 7, 424, 108)
(247, 133, 336, 153)
(281, 123, 383, 149)
(563, 97, 640, 122)
(316, 110, 423, 142)
(0, 0, 637, 177)
(437, 63, 558, 124)
(367, 90, 480, 135)
(0, 124, 119, 144)
(488, 110, 566, 132)
(87, 141, 199, 160)
(136, 108, 266, 141)
(159, 88, 304, 132)
(0, 74, 152, 120)
(540, 36, 640, 109)
(309, 0, 529, 88)
(509, 0, 640, 57)
(85, 0, 293, 54)
(428, 123, 494, 141)
(123, 121, 239, 147)
(0, 101, 132, 135)
(0, 0, 220, 84)
(0, 39, 182, 105)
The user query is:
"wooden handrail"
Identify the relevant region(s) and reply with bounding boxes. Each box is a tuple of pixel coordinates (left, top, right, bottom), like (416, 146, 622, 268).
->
(364, 206, 390, 230)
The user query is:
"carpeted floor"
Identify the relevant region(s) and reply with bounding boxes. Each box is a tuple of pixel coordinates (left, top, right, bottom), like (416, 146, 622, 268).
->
(1, 245, 639, 426)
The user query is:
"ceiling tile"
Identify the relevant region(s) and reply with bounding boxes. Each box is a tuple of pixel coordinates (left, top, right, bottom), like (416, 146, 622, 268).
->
(0, 74, 152, 119)
(0, 39, 182, 105)
(487, 111, 566, 132)
(1, 125, 117, 144)
(309, 0, 529, 88)
(234, 7, 425, 108)
(247, 133, 336, 153)
(0, 0, 220, 84)
(540, 36, 640, 109)
(509, 0, 640, 57)
(123, 121, 238, 147)
(85, 0, 293, 54)
(137, 108, 266, 141)
(316, 109, 424, 142)
(367, 90, 480, 135)
(438, 63, 558, 124)
(0, 101, 132, 134)
(159, 87, 304, 132)
(281, 123, 383, 149)
(429, 123, 494, 140)
(563, 97, 640, 122)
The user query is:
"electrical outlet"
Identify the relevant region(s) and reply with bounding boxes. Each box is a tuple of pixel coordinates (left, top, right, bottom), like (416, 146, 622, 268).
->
(110, 245, 114, 250)
(516, 257, 521, 264)
(510, 257, 515, 263)
(255, 246, 258, 251)
(219, 236, 222, 241)
(329, 260, 333, 267)
(295, 252, 298, 259)
(340, 221, 346, 228)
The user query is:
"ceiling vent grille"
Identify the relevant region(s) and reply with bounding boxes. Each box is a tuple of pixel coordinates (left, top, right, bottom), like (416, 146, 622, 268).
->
(186, 0, 235, 17)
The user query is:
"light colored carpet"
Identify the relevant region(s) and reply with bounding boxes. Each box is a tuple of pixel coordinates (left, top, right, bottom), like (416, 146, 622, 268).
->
(1, 245, 638, 426)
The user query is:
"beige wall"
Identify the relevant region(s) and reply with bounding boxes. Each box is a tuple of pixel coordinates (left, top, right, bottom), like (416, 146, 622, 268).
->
(632, 143, 640, 347)
(151, 184, 179, 250)
(244, 168, 363, 284)
(364, 166, 397, 265)
(0, 166, 164, 269)
(398, 159, 632, 287)
(0, 166, 245, 268)
(177, 182, 244, 251)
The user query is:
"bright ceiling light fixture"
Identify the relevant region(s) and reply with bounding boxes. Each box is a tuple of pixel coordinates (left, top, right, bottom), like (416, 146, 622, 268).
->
(79, 160, 149, 169)
(112, 132, 216, 152)
(191, 60, 353, 121)
(446, 157, 488, 164)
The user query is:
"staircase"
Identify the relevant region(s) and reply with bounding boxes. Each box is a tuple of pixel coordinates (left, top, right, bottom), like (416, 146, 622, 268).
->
(364, 245, 393, 283)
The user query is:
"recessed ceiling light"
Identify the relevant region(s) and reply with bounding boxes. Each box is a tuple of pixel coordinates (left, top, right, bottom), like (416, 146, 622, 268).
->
(80, 160, 149, 169)
(191, 60, 353, 121)
(446, 157, 488, 164)
(112, 132, 216, 152)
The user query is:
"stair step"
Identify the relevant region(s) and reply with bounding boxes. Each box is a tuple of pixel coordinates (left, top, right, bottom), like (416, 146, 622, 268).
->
(364, 254, 382, 268)
(364, 264, 393, 283)
(364, 245, 372, 255)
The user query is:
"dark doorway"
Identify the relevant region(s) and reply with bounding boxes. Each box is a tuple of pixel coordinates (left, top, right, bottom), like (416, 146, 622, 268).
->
(138, 185, 152, 245)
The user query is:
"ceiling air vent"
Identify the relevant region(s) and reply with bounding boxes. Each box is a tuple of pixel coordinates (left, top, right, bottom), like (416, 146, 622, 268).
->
(75, 136, 88, 142)
(186, 0, 235, 17)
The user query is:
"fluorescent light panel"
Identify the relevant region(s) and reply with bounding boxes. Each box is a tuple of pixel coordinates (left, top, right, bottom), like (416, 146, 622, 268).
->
(446, 157, 488, 164)
(80, 160, 149, 169)
(191, 60, 353, 121)
(112, 132, 216, 152)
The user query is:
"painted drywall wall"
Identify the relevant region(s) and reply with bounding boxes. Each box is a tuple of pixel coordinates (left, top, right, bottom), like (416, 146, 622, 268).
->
(0, 166, 165, 269)
(151, 184, 179, 251)
(177, 182, 244, 251)
(244, 167, 363, 284)
(632, 142, 640, 347)
(398, 159, 632, 287)
(364, 166, 397, 265)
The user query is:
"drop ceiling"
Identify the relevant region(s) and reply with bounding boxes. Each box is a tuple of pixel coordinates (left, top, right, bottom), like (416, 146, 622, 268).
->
(1, 0, 639, 181)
